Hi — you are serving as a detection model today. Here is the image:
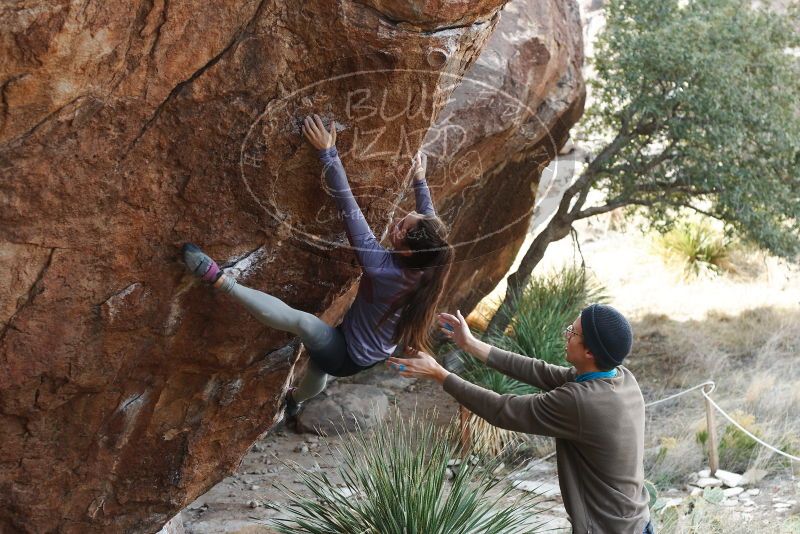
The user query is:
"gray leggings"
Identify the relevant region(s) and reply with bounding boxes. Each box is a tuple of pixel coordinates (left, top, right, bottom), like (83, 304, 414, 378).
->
(222, 278, 360, 402)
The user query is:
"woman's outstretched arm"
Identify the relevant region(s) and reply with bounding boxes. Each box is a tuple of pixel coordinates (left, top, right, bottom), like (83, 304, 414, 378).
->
(303, 114, 392, 272)
(411, 152, 435, 216)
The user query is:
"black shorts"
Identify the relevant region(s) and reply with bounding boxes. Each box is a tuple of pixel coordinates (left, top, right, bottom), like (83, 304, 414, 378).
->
(307, 326, 381, 377)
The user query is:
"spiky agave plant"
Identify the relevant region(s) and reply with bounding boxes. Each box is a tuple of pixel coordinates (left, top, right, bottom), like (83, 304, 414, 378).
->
(456, 266, 606, 455)
(658, 219, 733, 279)
(269, 409, 553, 534)
(505, 266, 607, 367)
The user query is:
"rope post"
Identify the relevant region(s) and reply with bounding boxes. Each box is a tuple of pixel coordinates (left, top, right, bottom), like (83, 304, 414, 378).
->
(704, 384, 719, 476)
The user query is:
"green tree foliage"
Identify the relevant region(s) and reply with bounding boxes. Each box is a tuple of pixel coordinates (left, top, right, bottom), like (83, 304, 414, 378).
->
(584, 0, 800, 257)
(488, 0, 799, 333)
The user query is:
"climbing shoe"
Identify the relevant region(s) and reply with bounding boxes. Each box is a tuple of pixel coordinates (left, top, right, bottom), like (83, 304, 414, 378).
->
(283, 387, 303, 418)
(182, 243, 223, 284)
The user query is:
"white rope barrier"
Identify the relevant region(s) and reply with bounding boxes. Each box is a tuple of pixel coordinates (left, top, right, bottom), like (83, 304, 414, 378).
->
(645, 380, 800, 463)
(523, 379, 798, 473)
(644, 380, 716, 408)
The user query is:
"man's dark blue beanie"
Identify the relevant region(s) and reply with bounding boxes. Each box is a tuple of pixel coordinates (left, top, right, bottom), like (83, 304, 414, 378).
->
(580, 303, 633, 370)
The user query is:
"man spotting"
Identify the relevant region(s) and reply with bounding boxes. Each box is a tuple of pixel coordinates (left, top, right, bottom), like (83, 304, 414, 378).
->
(389, 303, 653, 534)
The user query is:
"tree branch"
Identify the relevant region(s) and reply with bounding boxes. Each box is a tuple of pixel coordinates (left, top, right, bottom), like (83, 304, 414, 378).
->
(575, 195, 723, 221)
(483, 124, 639, 334)
(568, 171, 595, 219)
(667, 201, 721, 220)
(614, 144, 680, 178)
(629, 184, 720, 195)
(560, 130, 632, 209)
(576, 197, 642, 219)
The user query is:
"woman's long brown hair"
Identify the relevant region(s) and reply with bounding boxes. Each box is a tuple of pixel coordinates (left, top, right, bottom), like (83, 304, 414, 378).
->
(379, 216, 454, 354)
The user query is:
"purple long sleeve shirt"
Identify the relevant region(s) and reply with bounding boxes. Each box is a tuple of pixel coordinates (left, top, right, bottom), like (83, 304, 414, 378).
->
(318, 146, 435, 366)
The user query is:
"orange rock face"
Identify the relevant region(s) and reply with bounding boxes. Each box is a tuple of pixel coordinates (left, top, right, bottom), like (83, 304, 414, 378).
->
(0, 1, 582, 532)
(430, 0, 585, 311)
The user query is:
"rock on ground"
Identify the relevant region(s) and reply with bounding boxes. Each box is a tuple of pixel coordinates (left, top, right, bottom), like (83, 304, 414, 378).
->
(344, 363, 417, 394)
(296, 384, 389, 435)
(715, 469, 744, 488)
(511, 480, 562, 498)
(696, 477, 724, 488)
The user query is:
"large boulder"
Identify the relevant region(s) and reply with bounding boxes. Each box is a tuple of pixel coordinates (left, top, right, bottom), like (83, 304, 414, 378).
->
(0, 0, 583, 532)
(295, 383, 389, 435)
(429, 0, 585, 311)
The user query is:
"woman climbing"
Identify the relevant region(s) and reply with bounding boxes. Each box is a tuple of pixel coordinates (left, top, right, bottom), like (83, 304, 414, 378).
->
(182, 114, 454, 418)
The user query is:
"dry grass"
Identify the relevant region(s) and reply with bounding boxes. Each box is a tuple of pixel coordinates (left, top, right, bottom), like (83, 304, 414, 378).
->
(457, 411, 522, 457)
(657, 504, 800, 533)
(744, 374, 776, 405)
(634, 307, 800, 480)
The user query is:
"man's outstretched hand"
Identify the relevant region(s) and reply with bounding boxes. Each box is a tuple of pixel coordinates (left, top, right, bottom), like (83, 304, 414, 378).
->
(437, 310, 475, 350)
(302, 114, 336, 150)
(438, 310, 492, 362)
(387, 348, 450, 384)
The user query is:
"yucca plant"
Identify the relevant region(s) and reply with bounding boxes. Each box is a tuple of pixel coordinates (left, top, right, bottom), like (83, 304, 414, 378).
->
(658, 220, 733, 278)
(458, 266, 606, 397)
(504, 266, 607, 367)
(460, 353, 537, 397)
(269, 409, 553, 534)
(457, 354, 537, 455)
(455, 266, 605, 455)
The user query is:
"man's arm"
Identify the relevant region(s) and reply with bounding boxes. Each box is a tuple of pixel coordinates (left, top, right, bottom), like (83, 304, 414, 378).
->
(439, 313, 574, 391)
(443, 373, 581, 439)
(386, 350, 578, 434)
(486, 346, 575, 391)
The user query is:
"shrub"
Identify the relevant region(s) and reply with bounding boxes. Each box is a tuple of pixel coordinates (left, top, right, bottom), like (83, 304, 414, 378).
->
(269, 409, 551, 534)
(459, 353, 537, 396)
(713, 410, 798, 474)
(457, 408, 523, 457)
(500, 265, 607, 367)
(457, 266, 604, 395)
(456, 355, 535, 455)
(454, 266, 605, 456)
(658, 220, 733, 278)
(718, 411, 761, 473)
(645, 424, 704, 489)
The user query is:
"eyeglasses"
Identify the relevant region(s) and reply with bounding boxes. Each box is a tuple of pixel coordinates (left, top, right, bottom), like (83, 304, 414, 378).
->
(564, 324, 582, 340)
